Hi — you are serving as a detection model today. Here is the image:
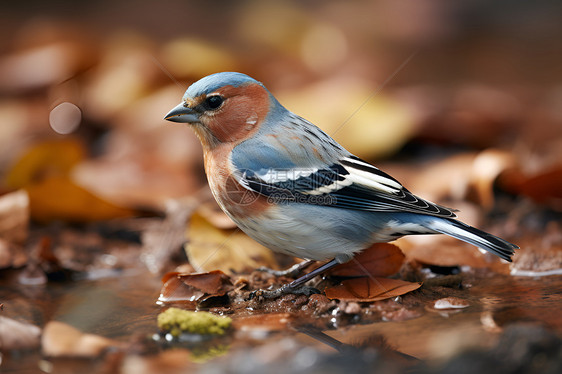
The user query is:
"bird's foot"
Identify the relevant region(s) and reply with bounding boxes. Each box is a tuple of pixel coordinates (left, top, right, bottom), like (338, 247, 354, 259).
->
(248, 284, 321, 300)
(256, 260, 316, 278)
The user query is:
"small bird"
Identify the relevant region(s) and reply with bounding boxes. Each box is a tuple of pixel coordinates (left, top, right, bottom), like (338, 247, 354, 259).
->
(165, 72, 517, 298)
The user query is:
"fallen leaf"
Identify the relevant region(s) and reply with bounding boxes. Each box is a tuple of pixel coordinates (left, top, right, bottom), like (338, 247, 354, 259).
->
(330, 243, 405, 277)
(5, 138, 84, 189)
(0, 316, 41, 351)
(42, 321, 117, 357)
(500, 166, 562, 209)
(26, 176, 135, 223)
(185, 213, 278, 275)
(158, 271, 233, 306)
(158, 275, 202, 307)
(325, 277, 421, 302)
(178, 270, 233, 296)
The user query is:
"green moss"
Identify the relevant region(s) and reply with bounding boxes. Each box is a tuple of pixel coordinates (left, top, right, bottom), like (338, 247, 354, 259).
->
(157, 308, 231, 336)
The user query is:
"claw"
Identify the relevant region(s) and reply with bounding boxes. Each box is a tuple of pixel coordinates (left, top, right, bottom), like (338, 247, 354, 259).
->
(247, 284, 320, 300)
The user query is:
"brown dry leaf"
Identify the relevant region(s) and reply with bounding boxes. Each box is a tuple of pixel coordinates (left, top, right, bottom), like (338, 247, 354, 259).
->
(26, 176, 135, 223)
(0, 189, 29, 244)
(185, 213, 278, 275)
(232, 313, 293, 332)
(325, 277, 421, 302)
(42, 321, 117, 357)
(177, 270, 233, 296)
(5, 138, 84, 189)
(0, 316, 41, 351)
(330, 243, 405, 277)
(158, 275, 203, 307)
(158, 270, 233, 306)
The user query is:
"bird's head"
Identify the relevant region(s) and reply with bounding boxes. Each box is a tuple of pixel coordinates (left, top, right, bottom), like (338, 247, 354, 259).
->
(165, 72, 272, 148)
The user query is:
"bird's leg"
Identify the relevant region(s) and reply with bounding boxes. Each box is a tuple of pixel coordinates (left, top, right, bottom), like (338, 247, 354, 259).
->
(256, 259, 316, 278)
(249, 259, 340, 300)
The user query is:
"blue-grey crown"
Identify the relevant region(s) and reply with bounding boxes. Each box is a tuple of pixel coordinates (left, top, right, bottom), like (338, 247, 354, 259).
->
(184, 72, 263, 99)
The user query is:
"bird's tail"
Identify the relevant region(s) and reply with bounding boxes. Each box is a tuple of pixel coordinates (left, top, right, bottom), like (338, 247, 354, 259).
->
(427, 219, 518, 262)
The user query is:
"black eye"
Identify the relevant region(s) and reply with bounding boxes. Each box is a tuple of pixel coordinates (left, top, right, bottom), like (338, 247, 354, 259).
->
(204, 95, 224, 110)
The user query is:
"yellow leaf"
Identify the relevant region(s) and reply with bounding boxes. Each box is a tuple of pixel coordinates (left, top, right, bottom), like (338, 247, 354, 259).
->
(5, 139, 84, 189)
(185, 213, 278, 275)
(26, 176, 134, 223)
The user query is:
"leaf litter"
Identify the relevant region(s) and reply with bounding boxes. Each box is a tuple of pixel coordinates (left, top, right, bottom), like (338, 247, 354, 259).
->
(0, 4, 561, 372)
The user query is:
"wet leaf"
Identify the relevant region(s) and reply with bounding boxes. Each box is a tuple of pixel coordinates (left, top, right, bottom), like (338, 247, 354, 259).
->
(42, 321, 117, 357)
(26, 176, 135, 223)
(158, 270, 233, 306)
(185, 213, 278, 275)
(325, 277, 421, 302)
(158, 275, 202, 307)
(0, 316, 41, 351)
(330, 243, 405, 277)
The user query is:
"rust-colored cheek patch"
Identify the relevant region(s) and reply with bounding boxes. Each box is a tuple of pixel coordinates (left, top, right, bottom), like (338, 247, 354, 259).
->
(207, 84, 270, 144)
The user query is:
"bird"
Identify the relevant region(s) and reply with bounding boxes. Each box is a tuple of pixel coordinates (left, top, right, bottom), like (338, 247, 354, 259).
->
(165, 72, 518, 298)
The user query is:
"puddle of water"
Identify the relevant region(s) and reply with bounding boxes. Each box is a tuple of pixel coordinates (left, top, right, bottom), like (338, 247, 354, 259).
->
(1, 268, 560, 372)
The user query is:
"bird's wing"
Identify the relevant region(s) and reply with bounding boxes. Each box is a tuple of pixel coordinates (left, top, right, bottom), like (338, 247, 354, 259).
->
(232, 146, 457, 218)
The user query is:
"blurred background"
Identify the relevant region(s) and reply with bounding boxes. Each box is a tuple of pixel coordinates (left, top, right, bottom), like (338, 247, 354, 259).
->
(1, 1, 562, 371)
(1, 0, 561, 218)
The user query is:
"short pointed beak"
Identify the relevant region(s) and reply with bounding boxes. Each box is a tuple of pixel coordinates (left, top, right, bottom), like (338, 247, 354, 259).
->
(164, 102, 200, 123)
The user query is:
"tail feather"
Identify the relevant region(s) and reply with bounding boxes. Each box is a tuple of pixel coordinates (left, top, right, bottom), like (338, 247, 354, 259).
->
(427, 219, 518, 262)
